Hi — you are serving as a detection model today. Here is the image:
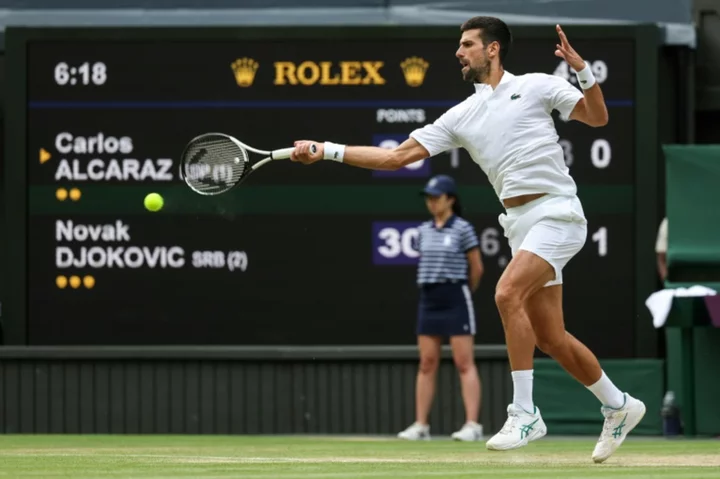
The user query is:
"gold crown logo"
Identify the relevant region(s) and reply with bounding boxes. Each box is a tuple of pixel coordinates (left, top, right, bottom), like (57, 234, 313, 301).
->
(400, 57, 429, 87)
(231, 58, 259, 87)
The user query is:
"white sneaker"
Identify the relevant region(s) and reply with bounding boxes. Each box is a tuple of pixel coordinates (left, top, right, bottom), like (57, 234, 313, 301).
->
(397, 422, 431, 440)
(451, 421, 484, 441)
(592, 393, 646, 463)
(485, 404, 547, 451)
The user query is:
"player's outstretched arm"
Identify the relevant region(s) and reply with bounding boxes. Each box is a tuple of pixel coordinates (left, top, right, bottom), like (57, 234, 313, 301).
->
(554, 24, 609, 127)
(290, 137, 430, 170)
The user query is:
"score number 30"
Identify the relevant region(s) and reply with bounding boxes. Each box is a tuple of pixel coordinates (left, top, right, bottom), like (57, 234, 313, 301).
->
(54, 62, 108, 86)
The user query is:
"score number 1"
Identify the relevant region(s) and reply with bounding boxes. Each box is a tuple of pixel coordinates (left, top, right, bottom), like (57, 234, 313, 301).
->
(592, 226, 607, 257)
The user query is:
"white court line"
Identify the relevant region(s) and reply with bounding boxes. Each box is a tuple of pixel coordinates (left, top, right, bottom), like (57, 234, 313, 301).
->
(172, 472, 511, 479)
(0, 454, 417, 463)
(0, 452, 718, 468)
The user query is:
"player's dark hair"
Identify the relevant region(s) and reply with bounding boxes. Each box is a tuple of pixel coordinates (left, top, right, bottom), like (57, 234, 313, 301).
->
(460, 16, 512, 64)
(449, 194, 463, 217)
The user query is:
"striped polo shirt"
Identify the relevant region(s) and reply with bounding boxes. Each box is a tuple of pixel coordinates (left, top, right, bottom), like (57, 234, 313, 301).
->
(416, 215, 479, 285)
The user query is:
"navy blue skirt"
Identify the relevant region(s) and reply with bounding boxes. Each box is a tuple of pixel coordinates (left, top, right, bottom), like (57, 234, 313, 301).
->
(417, 282, 476, 337)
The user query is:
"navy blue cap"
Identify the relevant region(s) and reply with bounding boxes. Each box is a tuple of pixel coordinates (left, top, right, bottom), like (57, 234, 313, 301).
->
(421, 174, 457, 196)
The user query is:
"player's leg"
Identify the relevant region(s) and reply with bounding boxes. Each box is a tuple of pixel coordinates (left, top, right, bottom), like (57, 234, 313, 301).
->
(398, 335, 441, 440)
(485, 249, 551, 450)
(502, 213, 646, 461)
(528, 285, 646, 463)
(448, 284, 483, 441)
(526, 285, 605, 387)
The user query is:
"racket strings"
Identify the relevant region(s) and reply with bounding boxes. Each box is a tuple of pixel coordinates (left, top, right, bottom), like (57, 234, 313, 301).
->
(181, 135, 249, 195)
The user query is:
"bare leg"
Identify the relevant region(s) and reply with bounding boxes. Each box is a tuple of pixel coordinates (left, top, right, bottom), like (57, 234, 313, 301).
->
(523, 257, 645, 463)
(449, 335, 481, 423)
(486, 250, 553, 450)
(415, 335, 442, 425)
(495, 250, 551, 373)
(488, 237, 640, 457)
(526, 285, 601, 385)
(527, 284, 624, 408)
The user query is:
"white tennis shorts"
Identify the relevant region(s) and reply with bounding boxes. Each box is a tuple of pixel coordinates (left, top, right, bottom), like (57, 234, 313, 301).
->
(498, 194, 587, 286)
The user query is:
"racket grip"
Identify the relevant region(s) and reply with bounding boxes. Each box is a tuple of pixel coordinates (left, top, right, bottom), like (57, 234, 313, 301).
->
(270, 147, 295, 160)
(271, 144, 316, 160)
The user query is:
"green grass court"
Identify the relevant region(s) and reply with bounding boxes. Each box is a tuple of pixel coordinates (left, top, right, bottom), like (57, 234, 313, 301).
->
(0, 435, 718, 478)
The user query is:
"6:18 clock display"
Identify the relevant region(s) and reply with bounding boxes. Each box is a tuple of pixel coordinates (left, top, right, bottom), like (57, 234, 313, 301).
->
(54, 62, 108, 86)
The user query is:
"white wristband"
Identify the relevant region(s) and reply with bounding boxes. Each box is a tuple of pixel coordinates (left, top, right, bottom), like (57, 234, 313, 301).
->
(323, 141, 346, 162)
(575, 62, 596, 90)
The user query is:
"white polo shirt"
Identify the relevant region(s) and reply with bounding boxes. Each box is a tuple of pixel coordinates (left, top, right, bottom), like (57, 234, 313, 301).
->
(410, 71, 584, 202)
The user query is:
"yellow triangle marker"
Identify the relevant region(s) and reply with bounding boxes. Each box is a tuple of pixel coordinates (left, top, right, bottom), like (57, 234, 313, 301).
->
(39, 148, 51, 164)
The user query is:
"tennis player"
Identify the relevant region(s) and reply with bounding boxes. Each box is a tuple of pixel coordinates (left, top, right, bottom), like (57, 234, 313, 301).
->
(397, 174, 485, 442)
(291, 17, 646, 462)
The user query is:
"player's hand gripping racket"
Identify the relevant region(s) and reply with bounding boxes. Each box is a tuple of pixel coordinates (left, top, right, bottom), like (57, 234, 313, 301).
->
(179, 132, 315, 195)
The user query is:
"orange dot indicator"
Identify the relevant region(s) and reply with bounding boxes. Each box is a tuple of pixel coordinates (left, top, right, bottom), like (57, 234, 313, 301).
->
(56, 188, 68, 201)
(69, 188, 81, 201)
(56, 276, 68, 289)
(83, 275, 95, 289)
(69, 275, 81, 289)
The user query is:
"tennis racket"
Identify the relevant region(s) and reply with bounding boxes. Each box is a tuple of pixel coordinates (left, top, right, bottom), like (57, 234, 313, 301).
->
(179, 132, 315, 196)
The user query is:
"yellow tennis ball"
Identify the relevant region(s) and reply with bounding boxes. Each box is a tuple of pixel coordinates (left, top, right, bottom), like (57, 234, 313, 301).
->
(144, 193, 164, 212)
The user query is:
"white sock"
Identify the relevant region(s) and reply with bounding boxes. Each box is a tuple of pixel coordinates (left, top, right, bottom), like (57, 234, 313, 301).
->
(511, 370, 534, 413)
(587, 370, 625, 409)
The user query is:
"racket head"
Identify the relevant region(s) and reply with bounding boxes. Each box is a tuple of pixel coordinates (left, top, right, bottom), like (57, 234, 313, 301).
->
(179, 133, 250, 196)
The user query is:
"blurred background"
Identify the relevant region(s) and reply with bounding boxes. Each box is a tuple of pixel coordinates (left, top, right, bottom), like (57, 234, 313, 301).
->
(0, 0, 719, 450)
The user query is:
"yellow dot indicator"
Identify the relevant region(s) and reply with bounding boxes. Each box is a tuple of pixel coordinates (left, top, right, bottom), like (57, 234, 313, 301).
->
(56, 188, 68, 201)
(83, 275, 95, 289)
(69, 188, 82, 201)
(69, 275, 81, 289)
(56, 275, 68, 289)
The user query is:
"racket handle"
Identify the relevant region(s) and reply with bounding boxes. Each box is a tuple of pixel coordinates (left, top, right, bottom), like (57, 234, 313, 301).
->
(270, 144, 317, 160)
(270, 147, 295, 160)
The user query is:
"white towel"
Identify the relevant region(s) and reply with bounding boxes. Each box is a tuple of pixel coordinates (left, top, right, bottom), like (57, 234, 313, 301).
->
(645, 286, 718, 328)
